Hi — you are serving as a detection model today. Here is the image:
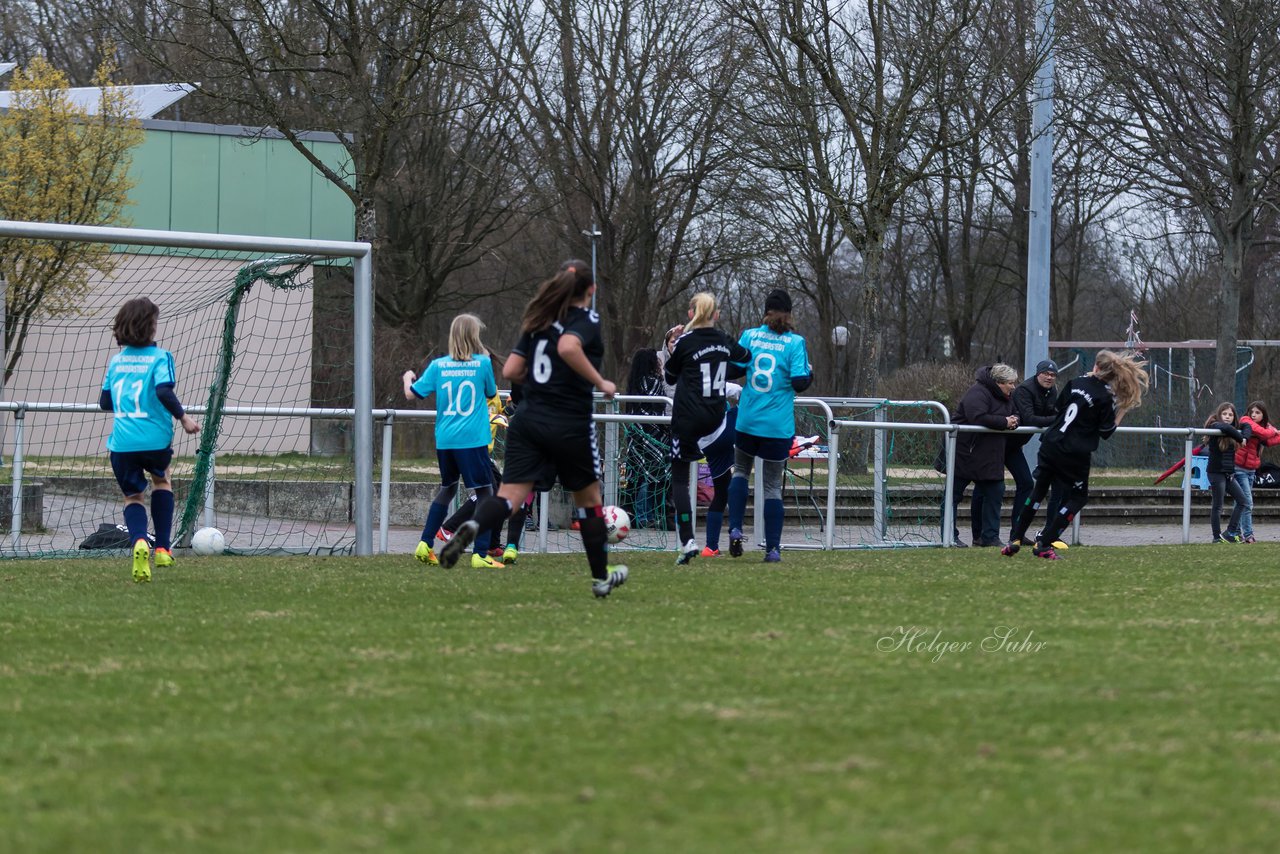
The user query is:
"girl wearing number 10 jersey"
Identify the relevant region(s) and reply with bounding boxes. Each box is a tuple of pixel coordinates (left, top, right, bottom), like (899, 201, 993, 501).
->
(726, 288, 813, 563)
(1003, 349, 1148, 560)
(402, 313, 500, 568)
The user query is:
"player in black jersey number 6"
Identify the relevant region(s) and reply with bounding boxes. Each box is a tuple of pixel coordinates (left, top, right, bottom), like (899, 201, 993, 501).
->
(440, 260, 629, 598)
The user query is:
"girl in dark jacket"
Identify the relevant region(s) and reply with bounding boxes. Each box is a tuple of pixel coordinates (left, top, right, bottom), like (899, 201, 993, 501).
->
(941, 364, 1020, 546)
(1203, 401, 1251, 543)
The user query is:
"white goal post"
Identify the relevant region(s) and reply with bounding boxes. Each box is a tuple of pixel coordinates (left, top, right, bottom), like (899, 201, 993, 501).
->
(0, 219, 376, 556)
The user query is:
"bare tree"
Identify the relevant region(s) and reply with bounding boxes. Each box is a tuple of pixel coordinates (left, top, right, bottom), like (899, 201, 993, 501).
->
(728, 0, 1041, 396)
(483, 0, 755, 369)
(98, 0, 529, 333)
(1070, 0, 1280, 399)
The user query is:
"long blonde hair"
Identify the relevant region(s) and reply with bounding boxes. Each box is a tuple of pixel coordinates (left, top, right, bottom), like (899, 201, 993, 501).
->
(1093, 349, 1148, 410)
(687, 292, 717, 330)
(448, 313, 488, 361)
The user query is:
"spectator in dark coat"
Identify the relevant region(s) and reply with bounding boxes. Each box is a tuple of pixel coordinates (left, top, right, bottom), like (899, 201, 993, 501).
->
(1006, 359, 1063, 543)
(942, 364, 1020, 546)
(625, 348, 669, 527)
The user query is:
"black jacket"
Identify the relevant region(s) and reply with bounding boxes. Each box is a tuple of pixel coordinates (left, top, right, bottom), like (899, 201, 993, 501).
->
(1205, 420, 1249, 475)
(1009, 376, 1059, 448)
(953, 366, 1016, 481)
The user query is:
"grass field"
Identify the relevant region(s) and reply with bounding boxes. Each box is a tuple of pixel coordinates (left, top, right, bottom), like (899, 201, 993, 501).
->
(3, 545, 1278, 852)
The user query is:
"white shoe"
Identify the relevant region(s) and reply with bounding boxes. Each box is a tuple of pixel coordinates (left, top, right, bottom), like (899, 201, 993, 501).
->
(675, 539, 699, 566)
(592, 566, 628, 598)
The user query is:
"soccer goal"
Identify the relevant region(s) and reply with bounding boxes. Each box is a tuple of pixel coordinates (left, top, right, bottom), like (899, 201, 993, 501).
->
(0, 220, 374, 558)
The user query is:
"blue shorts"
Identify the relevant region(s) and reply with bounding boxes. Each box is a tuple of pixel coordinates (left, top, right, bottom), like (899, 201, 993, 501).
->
(438, 447, 495, 489)
(735, 429, 792, 463)
(110, 448, 174, 496)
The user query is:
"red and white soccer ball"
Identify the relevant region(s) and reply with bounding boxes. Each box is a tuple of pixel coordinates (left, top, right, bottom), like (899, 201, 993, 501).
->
(603, 505, 630, 544)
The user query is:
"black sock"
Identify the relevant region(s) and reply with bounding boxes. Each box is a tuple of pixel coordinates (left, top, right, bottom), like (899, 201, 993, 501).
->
(576, 506, 609, 581)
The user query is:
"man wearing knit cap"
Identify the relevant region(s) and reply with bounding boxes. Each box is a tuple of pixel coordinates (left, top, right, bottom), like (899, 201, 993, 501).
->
(724, 287, 812, 563)
(1006, 358, 1063, 545)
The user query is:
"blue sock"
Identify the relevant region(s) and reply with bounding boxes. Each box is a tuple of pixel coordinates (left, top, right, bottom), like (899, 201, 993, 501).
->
(727, 477, 749, 531)
(474, 528, 492, 556)
(764, 498, 784, 551)
(150, 490, 175, 549)
(124, 503, 148, 544)
(421, 502, 449, 543)
(705, 510, 724, 549)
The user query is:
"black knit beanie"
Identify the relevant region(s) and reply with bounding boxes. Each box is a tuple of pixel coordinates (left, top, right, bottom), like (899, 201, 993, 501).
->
(764, 289, 792, 313)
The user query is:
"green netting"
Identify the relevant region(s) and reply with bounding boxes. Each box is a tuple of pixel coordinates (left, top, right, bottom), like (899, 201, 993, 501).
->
(176, 255, 313, 546)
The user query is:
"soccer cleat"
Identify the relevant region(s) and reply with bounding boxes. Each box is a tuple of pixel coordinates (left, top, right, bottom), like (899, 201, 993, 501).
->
(1226, 533, 1244, 544)
(1245, 535, 1257, 544)
(1018, 536, 1037, 547)
(592, 565, 629, 599)
(436, 527, 453, 543)
(1000, 541, 1021, 557)
(763, 548, 781, 563)
(471, 553, 504, 569)
(132, 539, 152, 583)
(154, 547, 175, 568)
(438, 520, 478, 568)
(1051, 540, 1069, 551)
(675, 539, 699, 566)
(414, 541, 439, 565)
(729, 528, 744, 558)
(700, 547, 721, 558)
(1212, 535, 1229, 544)
(488, 547, 505, 559)
(1032, 544, 1061, 560)
(502, 545, 519, 564)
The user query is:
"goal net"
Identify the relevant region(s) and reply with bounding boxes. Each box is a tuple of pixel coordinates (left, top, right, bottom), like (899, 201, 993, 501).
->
(0, 228, 364, 557)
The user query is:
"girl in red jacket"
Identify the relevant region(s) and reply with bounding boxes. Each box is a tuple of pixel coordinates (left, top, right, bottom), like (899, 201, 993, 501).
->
(1226, 400, 1280, 543)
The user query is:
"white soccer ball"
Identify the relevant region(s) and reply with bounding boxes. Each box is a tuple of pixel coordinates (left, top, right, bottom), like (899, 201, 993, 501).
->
(603, 505, 630, 544)
(191, 526, 226, 556)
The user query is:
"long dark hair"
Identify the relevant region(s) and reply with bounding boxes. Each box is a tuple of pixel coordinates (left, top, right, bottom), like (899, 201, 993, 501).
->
(521, 259, 594, 333)
(1204, 400, 1241, 453)
(626, 348, 662, 415)
(112, 297, 159, 347)
(1247, 400, 1271, 428)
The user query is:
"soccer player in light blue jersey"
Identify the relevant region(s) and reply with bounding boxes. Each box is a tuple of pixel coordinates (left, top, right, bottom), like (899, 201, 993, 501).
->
(402, 313, 501, 568)
(99, 298, 201, 583)
(726, 289, 812, 563)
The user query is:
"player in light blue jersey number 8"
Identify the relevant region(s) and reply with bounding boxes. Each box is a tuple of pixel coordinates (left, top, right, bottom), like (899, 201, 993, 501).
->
(403, 313, 501, 569)
(100, 298, 201, 583)
(726, 288, 812, 563)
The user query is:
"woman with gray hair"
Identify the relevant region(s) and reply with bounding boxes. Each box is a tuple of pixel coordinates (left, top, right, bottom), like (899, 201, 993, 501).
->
(941, 364, 1020, 547)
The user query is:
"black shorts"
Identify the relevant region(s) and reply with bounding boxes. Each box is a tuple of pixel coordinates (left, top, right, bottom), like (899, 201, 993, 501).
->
(502, 412, 600, 493)
(671, 409, 736, 477)
(1036, 449, 1090, 485)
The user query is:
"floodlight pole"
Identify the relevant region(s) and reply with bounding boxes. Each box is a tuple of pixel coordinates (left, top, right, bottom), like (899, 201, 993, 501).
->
(1023, 0, 1055, 465)
(583, 223, 602, 310)
(1024, 1, 1055, 379)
